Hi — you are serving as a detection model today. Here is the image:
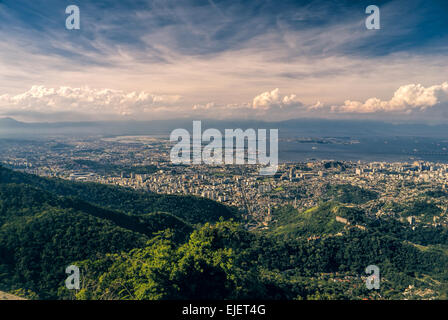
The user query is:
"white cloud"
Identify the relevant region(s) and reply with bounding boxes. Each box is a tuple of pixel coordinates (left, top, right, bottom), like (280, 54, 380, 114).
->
(184, 88, 312, 121)
(252, 88, 303, 109)
(0, 85, 181, 117)
(332, 82, 448, 113)
(192, 102, 215, 110)
(2, 83, 448, 122)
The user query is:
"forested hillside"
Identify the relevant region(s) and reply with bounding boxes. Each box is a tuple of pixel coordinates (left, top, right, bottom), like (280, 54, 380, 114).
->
(0, 166, 237, 225)
(0, 166, 447, 300)
(0, 166, 236, 298)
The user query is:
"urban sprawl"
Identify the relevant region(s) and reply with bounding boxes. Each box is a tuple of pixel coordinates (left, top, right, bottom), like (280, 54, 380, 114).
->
(1, 136, 447, 230)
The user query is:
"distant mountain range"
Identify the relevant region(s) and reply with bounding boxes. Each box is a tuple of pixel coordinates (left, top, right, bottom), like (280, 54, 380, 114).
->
(2, 117, 448, 139)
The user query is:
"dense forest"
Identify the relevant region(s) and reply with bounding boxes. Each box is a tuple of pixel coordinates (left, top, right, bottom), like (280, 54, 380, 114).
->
(0, 166, 447, 300)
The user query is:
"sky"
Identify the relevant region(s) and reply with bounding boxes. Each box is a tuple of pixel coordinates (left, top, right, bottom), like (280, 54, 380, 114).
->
(0, 0, 447, 122)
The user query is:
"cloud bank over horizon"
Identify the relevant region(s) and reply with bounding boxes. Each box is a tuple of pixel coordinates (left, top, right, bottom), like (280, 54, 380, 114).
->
(332, 82, 448, 114)
(2, 82, 448, 122)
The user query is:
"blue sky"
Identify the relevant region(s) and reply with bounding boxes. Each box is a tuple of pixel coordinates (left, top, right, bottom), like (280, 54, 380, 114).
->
(0, 0, 447, 122)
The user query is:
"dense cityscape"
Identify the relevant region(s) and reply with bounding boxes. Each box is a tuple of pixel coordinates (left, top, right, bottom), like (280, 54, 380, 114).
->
(2, 137, 447, 231)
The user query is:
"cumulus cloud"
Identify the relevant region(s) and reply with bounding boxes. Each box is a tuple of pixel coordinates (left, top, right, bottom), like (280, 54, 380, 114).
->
(200, 83, 448, 120)
(252, 88, 303, 109)
(2, 83, 448, 122)
(331, 82, 448, 113)
(185, 88, 313, 120)
(0, 85, 181, 117)
(192, 102, 216, 110)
